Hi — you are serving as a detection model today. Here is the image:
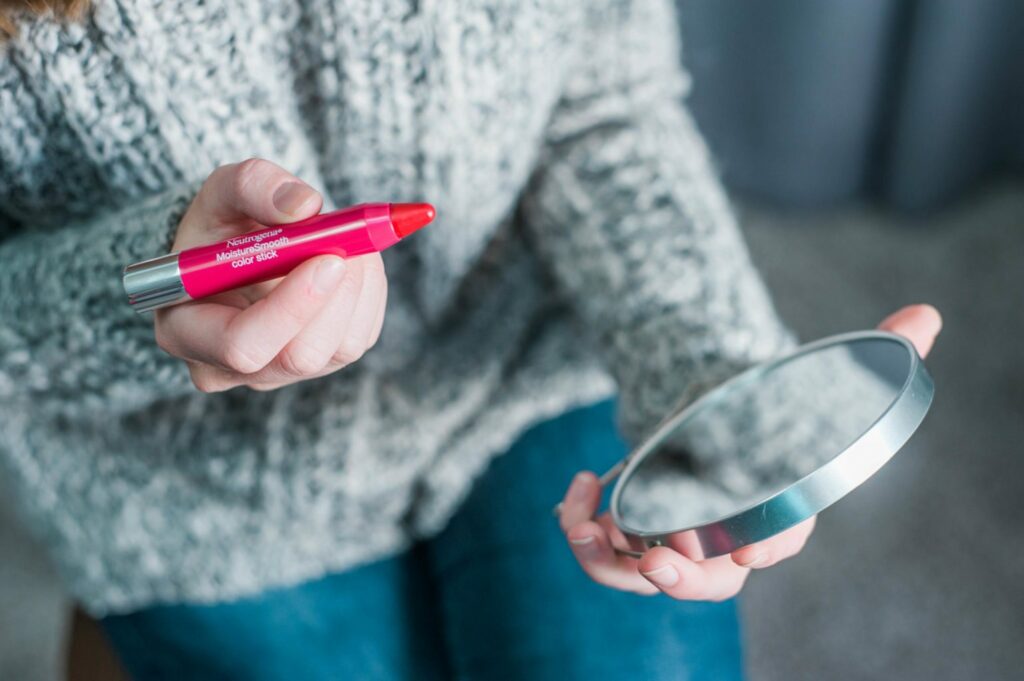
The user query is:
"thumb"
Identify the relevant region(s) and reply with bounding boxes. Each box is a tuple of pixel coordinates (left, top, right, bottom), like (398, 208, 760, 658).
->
(177, 158, 323, 249)
(877, 304, 942, 358)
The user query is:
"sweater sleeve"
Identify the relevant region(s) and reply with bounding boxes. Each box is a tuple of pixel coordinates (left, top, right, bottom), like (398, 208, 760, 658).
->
(521, 1, 795, 442)
(0, 185, 200, 416)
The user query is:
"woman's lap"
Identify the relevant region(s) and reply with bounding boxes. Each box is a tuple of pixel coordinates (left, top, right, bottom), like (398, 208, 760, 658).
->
(101, 401, 742, 681)
(101, 549, 450, 681)
(426, 399, 742, 681)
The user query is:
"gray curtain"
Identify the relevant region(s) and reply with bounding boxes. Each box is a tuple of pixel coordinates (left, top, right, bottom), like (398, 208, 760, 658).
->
(677, 0, 1024, 210)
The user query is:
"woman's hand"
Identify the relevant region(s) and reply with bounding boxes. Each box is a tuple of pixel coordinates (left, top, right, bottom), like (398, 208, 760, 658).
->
(154, 158, 388, 393)
(560, 304, 942, 599)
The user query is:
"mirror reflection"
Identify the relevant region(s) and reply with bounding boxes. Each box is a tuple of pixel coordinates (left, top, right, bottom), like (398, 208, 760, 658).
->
(616, 338, 912, 533)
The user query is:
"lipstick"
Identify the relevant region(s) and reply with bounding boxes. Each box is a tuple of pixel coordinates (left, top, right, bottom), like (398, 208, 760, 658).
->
(124, 202, 434, 313)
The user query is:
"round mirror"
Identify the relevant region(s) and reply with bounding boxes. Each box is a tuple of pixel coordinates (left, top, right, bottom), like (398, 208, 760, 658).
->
(608, 331, 933, 559)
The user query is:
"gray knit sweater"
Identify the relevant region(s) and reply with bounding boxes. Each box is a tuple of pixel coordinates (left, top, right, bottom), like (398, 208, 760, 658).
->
(0, 0, 791, 615)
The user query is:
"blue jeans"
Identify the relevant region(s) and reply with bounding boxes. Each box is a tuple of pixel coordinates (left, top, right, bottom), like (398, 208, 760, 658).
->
(101, 401, 743, 680)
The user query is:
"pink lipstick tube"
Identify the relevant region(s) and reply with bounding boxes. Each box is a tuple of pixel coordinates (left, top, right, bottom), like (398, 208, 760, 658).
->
(124, 202, 434, 313)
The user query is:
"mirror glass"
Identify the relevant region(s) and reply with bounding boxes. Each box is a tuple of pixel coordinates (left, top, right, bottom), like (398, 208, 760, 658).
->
(615, 337, 912, 534)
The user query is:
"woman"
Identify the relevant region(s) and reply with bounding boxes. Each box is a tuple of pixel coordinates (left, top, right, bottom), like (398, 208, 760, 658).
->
(0, 1, 941, 679)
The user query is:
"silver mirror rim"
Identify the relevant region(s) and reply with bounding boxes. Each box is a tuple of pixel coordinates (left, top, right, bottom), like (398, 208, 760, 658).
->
(609, 330, 934, 558)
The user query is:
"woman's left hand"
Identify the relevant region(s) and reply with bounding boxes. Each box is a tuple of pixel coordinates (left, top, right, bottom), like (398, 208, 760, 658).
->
(560, 304, 942, 599)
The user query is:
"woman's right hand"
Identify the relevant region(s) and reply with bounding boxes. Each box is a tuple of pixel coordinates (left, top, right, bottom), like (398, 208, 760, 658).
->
(154, 158, 388, 393)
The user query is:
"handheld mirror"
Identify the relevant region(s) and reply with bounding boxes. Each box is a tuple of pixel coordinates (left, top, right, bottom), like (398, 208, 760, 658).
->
(573, 331, 933, 560)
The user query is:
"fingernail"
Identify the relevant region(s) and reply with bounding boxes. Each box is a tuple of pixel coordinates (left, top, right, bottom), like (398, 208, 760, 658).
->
(570, 535, 600, 559)
(273, 182, 317, 215)
(313, 257, 345, 293)
(641, 565, 679, 587)
(735, 553, 768, 568)
(570, 474, 591, 501)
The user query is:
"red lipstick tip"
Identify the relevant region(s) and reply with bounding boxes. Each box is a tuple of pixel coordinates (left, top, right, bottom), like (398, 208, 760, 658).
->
(389, 203, 436, 238)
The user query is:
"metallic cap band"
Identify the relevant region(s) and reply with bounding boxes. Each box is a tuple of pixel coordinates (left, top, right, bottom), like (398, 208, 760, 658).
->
(123, 252, 190, 313)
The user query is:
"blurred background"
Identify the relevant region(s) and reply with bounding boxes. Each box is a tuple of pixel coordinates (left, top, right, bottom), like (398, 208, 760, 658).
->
(2, 0, 1022, 678)
(678, 1, 1024, 679)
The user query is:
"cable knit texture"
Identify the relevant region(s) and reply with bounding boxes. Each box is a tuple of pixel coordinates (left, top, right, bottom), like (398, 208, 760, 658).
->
(0, 0, 792, 614)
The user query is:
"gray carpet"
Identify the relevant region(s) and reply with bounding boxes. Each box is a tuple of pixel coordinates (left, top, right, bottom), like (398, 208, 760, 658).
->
(0, 491, 64, 681)
(1, 183, 1021, 680)
(739, 182, 1024, 680)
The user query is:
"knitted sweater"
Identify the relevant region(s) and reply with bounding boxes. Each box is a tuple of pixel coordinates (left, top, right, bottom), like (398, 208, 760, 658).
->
(0, 0, 791, 615)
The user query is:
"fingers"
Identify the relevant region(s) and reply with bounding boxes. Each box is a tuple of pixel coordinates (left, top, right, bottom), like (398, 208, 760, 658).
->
(559, 471, 805, 600)
(183, 360, 239, 395)
(365, 255, 389, 348)
(155, 299, 242, 369)
(330, 254, 386, 366)
(878, 304, 942, 358)
(266, 257, 365, 381)
(250, 254, 385, 385)
(730, 516, 816, 569)
(638, 548, 750, 601)
(155, 255, 345, 376)
(157, 255, 390, 392)
(176, 158, 323, 250)
(368, 291, 387, 348)
(566, 520, 659, 595)
(198, 158, 323, 226)
(559, 473, 656, 594)
(222, 255, 346, 373)
(558, 472, 602, 532)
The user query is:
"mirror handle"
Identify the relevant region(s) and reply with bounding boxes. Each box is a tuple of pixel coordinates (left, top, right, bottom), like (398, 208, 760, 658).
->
(550, 457, 623, 519)
(552, 459, 644, 558)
